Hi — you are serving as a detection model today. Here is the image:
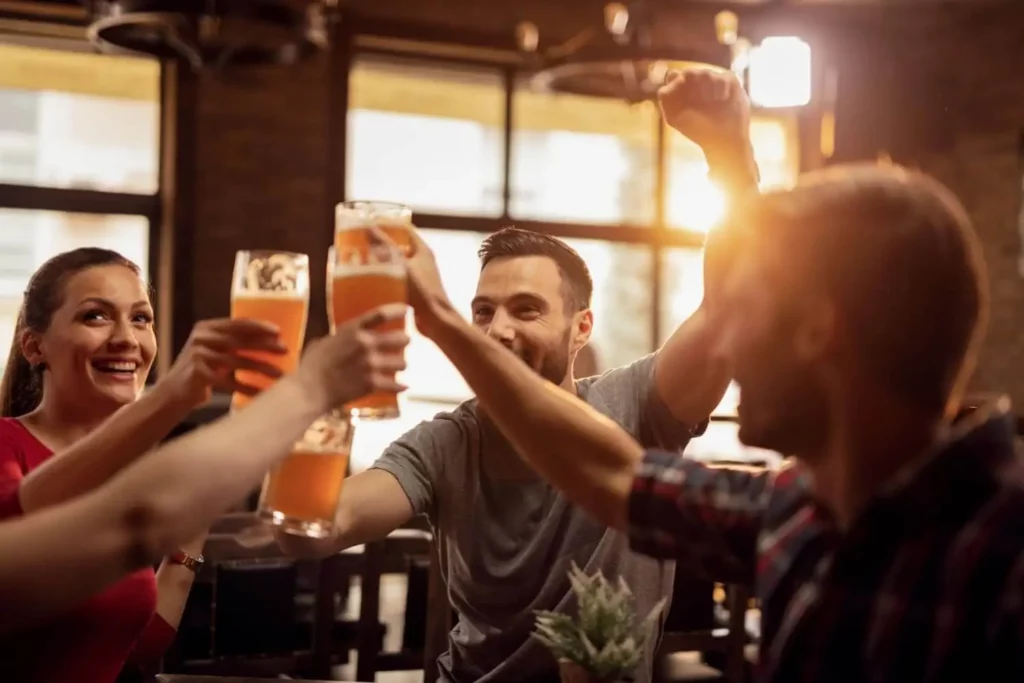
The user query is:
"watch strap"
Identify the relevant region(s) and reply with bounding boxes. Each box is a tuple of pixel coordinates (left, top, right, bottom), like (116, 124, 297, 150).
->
(168, 550, 204, 573)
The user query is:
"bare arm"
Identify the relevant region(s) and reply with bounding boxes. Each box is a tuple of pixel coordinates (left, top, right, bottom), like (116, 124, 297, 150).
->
(17, 384, 194, 513)
(0, 374, 320, 634)
(0, 306, 410, 634)
(428, 307, 640, 531)
(653, 146, 760, 425)
(274, 469, 413, 558)
(18, 317, 287, 514)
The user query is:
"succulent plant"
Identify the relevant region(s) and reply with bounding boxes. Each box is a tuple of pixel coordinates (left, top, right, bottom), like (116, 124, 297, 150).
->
(533, 563, 667, 682)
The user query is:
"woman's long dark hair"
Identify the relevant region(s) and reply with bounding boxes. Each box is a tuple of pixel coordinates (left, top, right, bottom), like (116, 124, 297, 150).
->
(0, 248, 141, 418)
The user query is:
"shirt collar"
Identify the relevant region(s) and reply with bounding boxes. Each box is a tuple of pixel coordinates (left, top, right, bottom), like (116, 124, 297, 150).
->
(869, 394, 1019, 526)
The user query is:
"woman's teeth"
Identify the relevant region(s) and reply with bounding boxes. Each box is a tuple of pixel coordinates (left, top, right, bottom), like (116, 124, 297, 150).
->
(93, 361, 137, 373)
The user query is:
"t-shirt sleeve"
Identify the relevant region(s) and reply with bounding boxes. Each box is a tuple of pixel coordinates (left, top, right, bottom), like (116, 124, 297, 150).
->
(0, 424, 27, 519)
(578, 353, 703, 451)
(369, 413, 466, 524)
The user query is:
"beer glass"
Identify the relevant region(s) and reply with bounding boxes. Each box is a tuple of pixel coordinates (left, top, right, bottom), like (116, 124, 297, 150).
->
(230, 251, 310, 410)
(327, 243, 407, 420)
(257, 412, 354, 538)
(335, 200, 413, 257)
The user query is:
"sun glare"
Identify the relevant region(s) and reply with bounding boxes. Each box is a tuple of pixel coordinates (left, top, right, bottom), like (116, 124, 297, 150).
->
(748, 37, 812, 108)
(667, 167, 726, 234)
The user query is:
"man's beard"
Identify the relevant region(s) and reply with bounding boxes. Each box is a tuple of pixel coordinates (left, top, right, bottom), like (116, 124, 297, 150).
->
(479, 330, 573, 428)
(513, 328, 572, 386)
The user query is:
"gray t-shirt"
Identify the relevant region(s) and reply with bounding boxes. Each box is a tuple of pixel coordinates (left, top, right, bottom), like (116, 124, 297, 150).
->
(372, 354, 695, 683)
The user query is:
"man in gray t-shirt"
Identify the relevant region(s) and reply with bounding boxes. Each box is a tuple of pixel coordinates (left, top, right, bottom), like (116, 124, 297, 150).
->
(277, 227, 730, 682)
(373, 353, 693, 682)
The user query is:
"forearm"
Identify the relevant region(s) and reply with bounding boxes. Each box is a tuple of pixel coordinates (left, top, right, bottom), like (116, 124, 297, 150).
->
(654, 142, 759, 423)
(427, 306, 642, 530)
(705, 141, 760, 200)
(656, 307, 732, 425)
(0, 488, 135, 633)
(152, 531, 206, 629)
(275, 469, 414, 558)
(19, 384, 196, 513)
(103, 375, 323, 566)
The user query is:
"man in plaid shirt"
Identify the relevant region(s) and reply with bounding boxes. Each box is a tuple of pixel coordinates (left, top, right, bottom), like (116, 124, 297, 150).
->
(399, 70, 1024, 681)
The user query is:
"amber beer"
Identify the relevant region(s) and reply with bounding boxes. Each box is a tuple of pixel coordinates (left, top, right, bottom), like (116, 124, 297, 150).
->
(258, 413, 354, 538)
(335, 200, 413, 257)
(328, 249, 407, 420)
(230, 251, 310, 410)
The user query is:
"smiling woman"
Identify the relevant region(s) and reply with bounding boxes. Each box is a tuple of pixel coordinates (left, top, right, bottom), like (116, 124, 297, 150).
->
(0, 210, 150, 379)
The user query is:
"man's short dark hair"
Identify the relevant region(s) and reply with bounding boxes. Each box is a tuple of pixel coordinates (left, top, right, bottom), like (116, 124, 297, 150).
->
(740, 163, 988, 413)
(478, 227, 593, 312)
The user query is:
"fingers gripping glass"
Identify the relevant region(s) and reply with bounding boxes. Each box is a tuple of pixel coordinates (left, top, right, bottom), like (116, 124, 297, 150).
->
(335, 200, 413, 257)
(230, 251, 310, 410)
(327, 236, 407, 421)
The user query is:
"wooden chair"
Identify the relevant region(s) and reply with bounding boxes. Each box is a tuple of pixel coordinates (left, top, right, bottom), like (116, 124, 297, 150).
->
(655, 583, 752, 683)
(161, 534, 364, 679)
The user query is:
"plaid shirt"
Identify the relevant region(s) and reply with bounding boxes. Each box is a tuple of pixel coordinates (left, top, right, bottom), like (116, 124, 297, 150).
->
(629, 397, 1024, 683)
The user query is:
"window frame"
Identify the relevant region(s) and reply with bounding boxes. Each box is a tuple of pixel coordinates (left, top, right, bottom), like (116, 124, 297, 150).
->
(336, 20, 806, 422)
(0, 33, 164, 379)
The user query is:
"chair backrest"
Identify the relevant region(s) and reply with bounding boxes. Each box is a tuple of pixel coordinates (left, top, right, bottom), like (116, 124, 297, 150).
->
(213, 559, 298, 658)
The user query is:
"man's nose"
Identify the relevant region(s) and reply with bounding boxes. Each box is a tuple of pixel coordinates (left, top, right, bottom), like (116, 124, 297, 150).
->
(485, 309, 516, 344)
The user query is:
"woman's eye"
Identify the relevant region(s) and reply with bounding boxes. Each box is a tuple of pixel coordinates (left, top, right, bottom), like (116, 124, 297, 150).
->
(82, 310, 108, 322)
(133, 313, 154, 325)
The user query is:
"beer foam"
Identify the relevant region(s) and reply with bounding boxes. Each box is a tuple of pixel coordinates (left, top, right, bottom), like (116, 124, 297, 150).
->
(231, 288, 308, 300)
(335, 209, 412, 232)
(243, 253, 303, 293)
(331, 263, 406, 279)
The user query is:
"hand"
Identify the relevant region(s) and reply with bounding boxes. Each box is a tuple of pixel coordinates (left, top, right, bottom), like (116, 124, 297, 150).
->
(294, 304, 410, 411)
(369, 226, 454, 338)
(658, 68, 751, 160)
(162, 318, 288, 408)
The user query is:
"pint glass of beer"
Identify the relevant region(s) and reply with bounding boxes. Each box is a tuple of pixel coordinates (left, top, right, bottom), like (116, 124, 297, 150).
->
(230, 251, 310, 410)
(327, 244, 407, 420)
(257, 411, 354, 538)
(335, 200, 413, 257)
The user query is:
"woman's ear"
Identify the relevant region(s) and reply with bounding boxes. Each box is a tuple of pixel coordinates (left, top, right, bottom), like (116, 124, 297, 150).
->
(19, 329, 44, 367)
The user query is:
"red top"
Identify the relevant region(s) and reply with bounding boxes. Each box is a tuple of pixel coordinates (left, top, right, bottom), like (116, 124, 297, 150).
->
(0, 417, 178, 683)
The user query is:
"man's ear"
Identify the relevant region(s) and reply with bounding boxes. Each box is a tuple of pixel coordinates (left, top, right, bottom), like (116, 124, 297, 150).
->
(794, 295, 837, 363)
(571, 309, 593, 353)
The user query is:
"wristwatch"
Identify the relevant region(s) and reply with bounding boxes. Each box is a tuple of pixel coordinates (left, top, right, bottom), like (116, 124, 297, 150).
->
(168, 550, 205, 573)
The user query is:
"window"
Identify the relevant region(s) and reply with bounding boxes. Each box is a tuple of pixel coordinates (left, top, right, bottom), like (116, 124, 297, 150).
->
(511, 86, 657, 225)
(401, 229, 654, 404)
(0, 209, 149, 374)
(666, 115, 799, 232)
(347, 58, 505, 216)
(660, 115, 800, 416)
(0, 43, 160, 194)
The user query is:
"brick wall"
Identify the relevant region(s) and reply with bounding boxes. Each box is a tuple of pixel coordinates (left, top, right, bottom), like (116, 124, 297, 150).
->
(844, 6, 1024, 407)
(171, 1, 1024, 406)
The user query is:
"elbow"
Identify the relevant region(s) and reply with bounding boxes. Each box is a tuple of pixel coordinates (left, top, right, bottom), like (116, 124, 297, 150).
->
(120, 501, 177, 571)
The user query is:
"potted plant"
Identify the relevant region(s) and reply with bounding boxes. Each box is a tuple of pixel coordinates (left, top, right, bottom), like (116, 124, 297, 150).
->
(533, 563, 667, 683)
